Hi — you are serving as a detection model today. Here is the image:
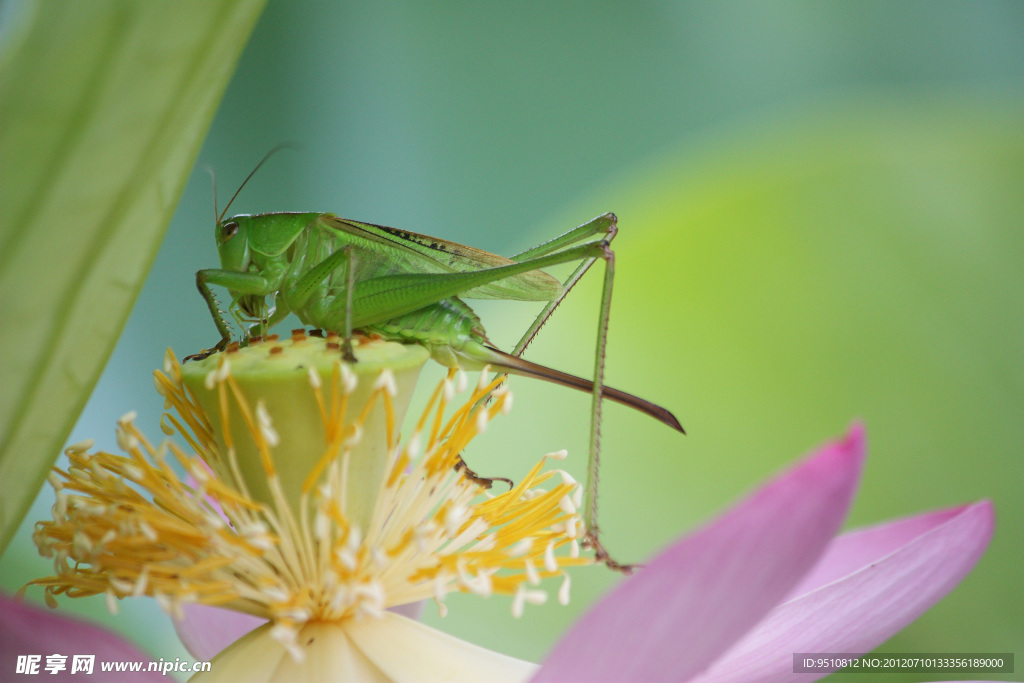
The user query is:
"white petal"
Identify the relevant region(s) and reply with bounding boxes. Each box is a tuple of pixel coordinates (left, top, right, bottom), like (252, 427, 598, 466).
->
(192, 615, 537, 683)
(346, 612, 537, 683)
(192, 622, 385, 682)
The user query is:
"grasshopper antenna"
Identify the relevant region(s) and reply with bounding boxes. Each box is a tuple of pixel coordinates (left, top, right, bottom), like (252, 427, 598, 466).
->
(219, 143, 297, 223)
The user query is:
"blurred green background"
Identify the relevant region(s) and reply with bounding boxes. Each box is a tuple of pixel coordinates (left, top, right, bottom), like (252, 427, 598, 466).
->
(2, 2, 1022, 681)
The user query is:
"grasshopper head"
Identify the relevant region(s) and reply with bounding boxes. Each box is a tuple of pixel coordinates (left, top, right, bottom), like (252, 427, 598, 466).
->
(216, 214, 253, 272)
(216, 215, 268, 322)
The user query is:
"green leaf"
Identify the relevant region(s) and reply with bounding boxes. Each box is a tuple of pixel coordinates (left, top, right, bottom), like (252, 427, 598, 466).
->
(0, 0, 266, 554)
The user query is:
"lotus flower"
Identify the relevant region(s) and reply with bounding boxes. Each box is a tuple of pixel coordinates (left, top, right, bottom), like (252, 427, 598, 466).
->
(173, 421, 994, 682)
(23, 335, 995, 681)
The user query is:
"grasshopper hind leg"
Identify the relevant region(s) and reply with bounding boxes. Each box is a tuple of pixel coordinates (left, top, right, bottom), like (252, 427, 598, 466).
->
(288, 244, 359, 362)
(511, 216, 638, 573)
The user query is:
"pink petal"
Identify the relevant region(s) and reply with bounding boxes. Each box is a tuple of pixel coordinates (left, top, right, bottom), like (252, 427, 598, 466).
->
(174, 603, 263, 661)
(388, 600, 426, 621)
(691, 501, 994, 682)
(535, 425, 865, 682)
(0, 593, 163, 681)
(787, 506, 970, 598)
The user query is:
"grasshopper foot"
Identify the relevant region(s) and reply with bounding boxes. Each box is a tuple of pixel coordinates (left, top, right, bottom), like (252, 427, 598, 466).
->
(454, 454, 514, 490)
(183, 338, 229, 363)
(582, 528, 636, 575)
(341, 337, 357, 363)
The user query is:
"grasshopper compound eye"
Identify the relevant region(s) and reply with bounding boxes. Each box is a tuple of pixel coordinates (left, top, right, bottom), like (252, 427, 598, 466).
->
(220, 221, 240, 242)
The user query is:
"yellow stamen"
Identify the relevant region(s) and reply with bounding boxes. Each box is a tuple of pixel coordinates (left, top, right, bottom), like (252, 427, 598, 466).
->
(26, 336, 593, 652)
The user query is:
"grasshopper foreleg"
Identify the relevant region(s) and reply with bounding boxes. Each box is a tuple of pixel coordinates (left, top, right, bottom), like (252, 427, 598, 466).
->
(194, 269, 235, 355)
(243, 298, 293, 341)
(186, 268, 274, 362)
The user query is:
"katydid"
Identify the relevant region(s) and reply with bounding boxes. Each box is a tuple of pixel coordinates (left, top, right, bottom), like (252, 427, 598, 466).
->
(188, 160, 684, 571)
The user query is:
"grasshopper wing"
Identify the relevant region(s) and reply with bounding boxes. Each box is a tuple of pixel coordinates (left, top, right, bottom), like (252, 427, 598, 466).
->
(324, 216, 561, 302)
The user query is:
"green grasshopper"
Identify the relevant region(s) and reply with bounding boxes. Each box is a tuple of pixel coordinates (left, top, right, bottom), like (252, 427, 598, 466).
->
(188, 155, 684, 571)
